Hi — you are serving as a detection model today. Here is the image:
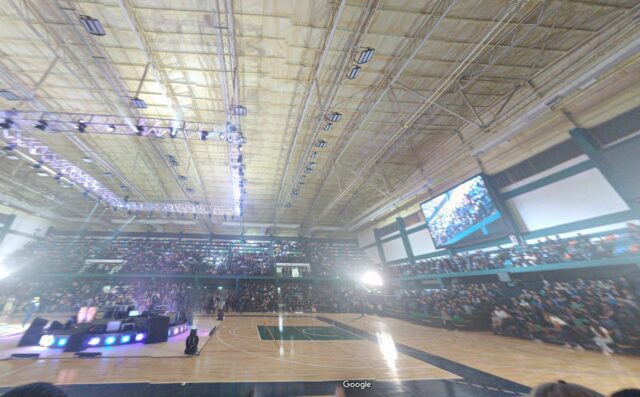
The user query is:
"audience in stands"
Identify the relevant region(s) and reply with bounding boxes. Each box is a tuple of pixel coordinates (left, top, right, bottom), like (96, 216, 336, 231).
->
(389, 277, 640, 354)
(8, 237, 367, 278)
(387, 231, 636, 278)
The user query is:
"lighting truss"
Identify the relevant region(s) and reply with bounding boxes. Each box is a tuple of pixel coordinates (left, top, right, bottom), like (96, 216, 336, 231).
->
(1, 119, 236, 215)
(0, 110, 243, 142)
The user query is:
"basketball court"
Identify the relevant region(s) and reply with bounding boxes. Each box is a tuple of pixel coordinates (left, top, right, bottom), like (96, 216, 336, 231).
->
(0, 313, 637, 396)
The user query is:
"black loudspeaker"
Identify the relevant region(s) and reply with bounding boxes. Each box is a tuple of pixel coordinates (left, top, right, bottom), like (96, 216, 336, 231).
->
(145, 316, 169, 344)
(49, 321, 64, 331)
(18, 317, 48, 347)
(64, 333, 87, 353)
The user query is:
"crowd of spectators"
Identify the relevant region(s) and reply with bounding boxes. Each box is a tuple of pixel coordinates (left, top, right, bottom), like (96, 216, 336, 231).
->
(391, 283, 501, 328)
(389, 277, 640, 354)
(305, 241, 372, 277)
(492, 278, 640, 354)
(8, 237, 372, 280)
(0, 280, 227, 316)
(388, 229, 640, 278)
(9, 237, 315, 276)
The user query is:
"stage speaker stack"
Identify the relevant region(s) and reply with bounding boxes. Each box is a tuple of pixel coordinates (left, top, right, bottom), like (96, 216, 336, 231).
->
(64, 333, 87, 353)
(145, 316, 169, 344)
(18, 317, 48, 347)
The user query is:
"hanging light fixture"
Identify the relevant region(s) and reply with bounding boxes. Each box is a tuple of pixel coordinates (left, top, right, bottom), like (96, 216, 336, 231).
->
(356, 47, 375, 64)
(79, 15, 106, 36)
(347, 65, 361, 80)
(327, 112, 342, 122)
(0, 90, 18, 101)
(131, 97, 147, 109)
(231, 105, 247, 116)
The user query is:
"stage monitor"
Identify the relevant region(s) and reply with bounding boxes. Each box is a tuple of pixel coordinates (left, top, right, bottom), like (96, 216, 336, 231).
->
(106, 321, 122, 332)
(420, 175, 504, 248)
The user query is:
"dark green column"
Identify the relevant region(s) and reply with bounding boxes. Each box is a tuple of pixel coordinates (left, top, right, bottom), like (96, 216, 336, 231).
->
(395, 217, 415, 264)
(373, 228, 387, 265)
(0, 214, 16, 248)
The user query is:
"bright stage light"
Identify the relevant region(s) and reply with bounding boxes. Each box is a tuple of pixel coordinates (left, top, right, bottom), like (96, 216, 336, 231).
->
(57, 338, 68, 347)
(39, 335, 55, 347)
(362, 270, 383, 286)
(135, 333, 145, 342)
(0, 267, 10, 281)
(120, 335, 131, 343)
(105, 336, 116, 345)
(88, 337, 101, 346)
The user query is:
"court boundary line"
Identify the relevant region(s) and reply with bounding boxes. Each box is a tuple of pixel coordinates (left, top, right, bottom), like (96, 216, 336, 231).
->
(316, 316, 531, 395)
(214, 320, 452, 372)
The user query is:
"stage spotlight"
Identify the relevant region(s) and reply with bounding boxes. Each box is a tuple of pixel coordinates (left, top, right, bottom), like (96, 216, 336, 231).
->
(135, 333, 145, 342)
(356, 47, 375, 64)
(34, 120, 48, 131)
(39, 335, 55, 347)
(105, 336, 116, 345)
(362, 270, 383, 287)
(0, 90, 18, 101)
(120, 335, 131, 343)
(57, 338, 67, 347)
(79, 15, 106, 36)
(87, 337, 101, 346)
(323, 122, 333, 131)
(200, 130, 209, 141)
(136, 125, 144, 136)
(184, 329, 199, 355)
(347, 65, 361, 80)
(316, 140, 327, 148)
(75, 121, 87, 133)
(169, 127, 178, 139)
(286, 203, 292, 208)
(218, 132, 226, 141)
(107, 124, 116, 132)
(327, 112, 342, 122)
(310, 151, 319, 159)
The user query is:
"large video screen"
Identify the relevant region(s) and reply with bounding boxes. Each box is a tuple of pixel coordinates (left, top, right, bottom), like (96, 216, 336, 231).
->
(420, 175, 502, 248)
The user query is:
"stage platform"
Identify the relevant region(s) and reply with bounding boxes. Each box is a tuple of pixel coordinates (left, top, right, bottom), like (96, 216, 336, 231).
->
(0, 315, 220, 359)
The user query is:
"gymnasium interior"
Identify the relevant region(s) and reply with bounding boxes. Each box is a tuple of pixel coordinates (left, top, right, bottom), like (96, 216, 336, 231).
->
(0, 0, 639, 396)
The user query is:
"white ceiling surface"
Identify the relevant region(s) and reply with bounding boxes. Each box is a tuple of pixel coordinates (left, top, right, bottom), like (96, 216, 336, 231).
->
(0, 0, 638, 235)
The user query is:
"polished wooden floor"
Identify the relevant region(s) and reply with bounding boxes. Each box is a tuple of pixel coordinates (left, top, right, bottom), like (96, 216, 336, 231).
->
(0, 313, 638, 395)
